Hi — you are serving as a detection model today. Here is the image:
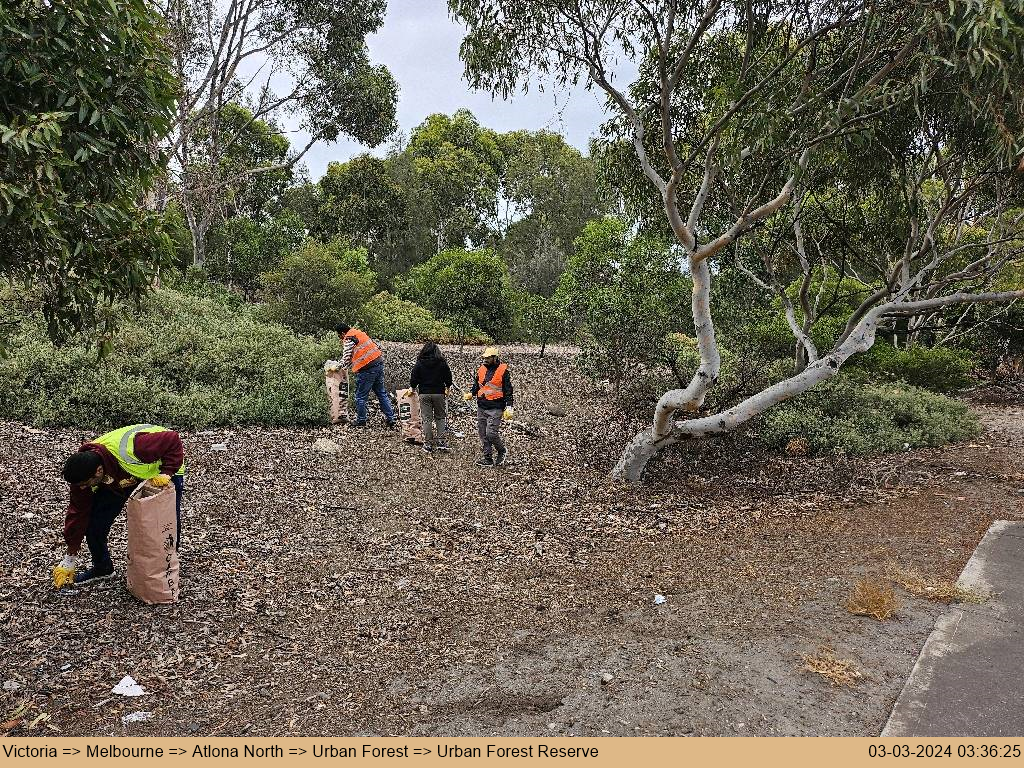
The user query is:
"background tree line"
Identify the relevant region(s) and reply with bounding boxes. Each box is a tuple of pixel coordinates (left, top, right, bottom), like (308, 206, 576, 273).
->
(3, 0, 1024, 480)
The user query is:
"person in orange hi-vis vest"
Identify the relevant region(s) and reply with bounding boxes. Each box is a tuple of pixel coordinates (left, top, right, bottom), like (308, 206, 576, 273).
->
(335, 324, 397, 428)
(465, 346, 515, 466)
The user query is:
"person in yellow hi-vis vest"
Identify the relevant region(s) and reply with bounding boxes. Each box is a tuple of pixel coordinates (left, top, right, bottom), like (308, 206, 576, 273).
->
(52, 424, 185, 587)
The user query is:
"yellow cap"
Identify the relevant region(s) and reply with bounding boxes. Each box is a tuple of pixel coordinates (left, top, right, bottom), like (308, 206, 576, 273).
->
(481, 346, 500, 359)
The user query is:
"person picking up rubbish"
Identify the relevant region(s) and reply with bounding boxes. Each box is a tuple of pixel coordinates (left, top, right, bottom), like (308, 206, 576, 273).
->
(464, 347, 514, 466)
(53, 424, 185, 587)
(335, 323, 397, 429)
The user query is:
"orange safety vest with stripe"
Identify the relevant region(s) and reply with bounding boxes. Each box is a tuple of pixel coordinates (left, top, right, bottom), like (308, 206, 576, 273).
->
(345, 329, 382, 372)
(477, 363, 508, 400)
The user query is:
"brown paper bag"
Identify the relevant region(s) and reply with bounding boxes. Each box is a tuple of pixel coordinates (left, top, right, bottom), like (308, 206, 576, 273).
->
(125, 483, 179, 605)
(325, 363, 354, 424)
(325, 369, 345, 424)
(397, 388, 423, 443)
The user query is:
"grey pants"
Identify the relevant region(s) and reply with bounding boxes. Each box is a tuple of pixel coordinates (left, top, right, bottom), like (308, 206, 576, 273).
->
(419, 393, 447, 446)
(477, 407, 505, 457)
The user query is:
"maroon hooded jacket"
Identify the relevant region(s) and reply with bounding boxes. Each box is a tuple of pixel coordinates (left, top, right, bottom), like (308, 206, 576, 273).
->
(64, 430, 184, 554)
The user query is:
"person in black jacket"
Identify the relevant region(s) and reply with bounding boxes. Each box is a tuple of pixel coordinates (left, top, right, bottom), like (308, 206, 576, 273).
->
(410, 341, 454, 452)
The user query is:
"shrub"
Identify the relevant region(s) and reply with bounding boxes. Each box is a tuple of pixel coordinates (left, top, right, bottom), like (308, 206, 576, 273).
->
(849, 343, 975, 392)
(0, 289, 337, 429)
(558, 217, 688, 390)
(757, 377, 980, 455)
(162, 266, 246, 308)
(398, 248, 513, 340)
(358, 291, 489, 344)
(261, 239, 376, 336)
(205, 214, 304, 296)
(510, 291, 567, 353)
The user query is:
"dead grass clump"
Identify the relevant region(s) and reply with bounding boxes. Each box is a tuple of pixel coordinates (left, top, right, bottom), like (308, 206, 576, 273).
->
(888, 566, 988, 604)
(785, 437, 810, 457)
(846, 577, 900, 620)
(802, 645, 862, 688)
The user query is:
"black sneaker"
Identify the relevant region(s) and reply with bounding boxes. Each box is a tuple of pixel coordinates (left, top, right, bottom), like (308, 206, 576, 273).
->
(74, 566, 114, 585)
(476, 456, 494, 466)
(348, 421, 368, 428)
(436, 442, 451, 452)
(384, 420, 397, 429)
(421, 443, 434, 453)
(494, 448, 507, 466)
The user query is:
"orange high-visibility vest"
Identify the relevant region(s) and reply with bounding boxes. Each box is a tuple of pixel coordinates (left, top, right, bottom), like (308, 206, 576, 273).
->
(477, 363, 507, 400)
(345, 329, 382, 372)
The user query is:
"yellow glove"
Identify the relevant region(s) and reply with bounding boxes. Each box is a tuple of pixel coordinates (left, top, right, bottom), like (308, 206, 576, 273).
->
(53, 555, 76, 588)
(148, 473, 171, 488)
(463, 392, 473, 402)
(503, 407, 514, 421)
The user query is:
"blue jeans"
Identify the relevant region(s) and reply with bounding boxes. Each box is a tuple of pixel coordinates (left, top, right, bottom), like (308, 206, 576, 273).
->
(86, 475, 183, 571)
(353, 361, 396, 424)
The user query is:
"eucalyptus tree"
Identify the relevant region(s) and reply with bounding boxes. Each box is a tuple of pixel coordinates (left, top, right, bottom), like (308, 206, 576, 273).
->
(451, 0, 1024, 481)
(498, 130, 606, 295)
(0, 0, 176, 346)
(159, 0, 398, 266)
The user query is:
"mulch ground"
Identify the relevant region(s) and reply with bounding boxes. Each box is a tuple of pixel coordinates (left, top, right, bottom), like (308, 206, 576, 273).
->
(2, 348, 1021, 736)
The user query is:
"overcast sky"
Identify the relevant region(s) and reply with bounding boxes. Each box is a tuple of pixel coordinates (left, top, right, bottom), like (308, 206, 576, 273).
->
(293, 0, 614, 180)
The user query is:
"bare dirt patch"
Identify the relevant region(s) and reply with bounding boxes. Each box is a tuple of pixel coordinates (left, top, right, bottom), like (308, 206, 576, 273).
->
(1, 349, 1021, 736)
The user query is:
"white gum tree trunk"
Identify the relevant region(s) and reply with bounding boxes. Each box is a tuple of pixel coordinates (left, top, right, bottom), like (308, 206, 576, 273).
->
(612, 290, 1024, 482)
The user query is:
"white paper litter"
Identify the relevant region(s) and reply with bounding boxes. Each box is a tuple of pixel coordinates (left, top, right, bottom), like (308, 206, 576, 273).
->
(122, 711, 153, 724)
(211, 443, 228, 452)
(112, 676, 147, 697)
(653, 594, 667, 605)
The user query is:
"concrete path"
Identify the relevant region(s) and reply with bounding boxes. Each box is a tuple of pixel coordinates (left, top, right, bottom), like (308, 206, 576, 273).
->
(883, 520, 1024, 736)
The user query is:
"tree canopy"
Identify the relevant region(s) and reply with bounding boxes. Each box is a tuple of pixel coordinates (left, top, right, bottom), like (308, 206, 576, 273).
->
(0, 0, 177, 345)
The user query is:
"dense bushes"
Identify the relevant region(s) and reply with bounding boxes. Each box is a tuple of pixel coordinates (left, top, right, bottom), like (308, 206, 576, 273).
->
(205, 215, 304, 297)
(0, 289, 337, 429)
(558, 217, 688, 389)
(849, 343, 975, 392)
(399, 248, 514, 340)
(758, 377, 979, 456)
(358, 291, 490, 344)
(261, 240, 376, 335)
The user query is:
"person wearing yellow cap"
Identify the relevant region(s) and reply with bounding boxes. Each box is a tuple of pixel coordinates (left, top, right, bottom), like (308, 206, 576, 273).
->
(464, 347, 515, 466)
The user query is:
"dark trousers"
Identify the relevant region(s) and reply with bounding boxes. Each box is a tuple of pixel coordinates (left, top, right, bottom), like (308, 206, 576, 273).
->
(477, 407, 505, 458)
(86, 476, 183, 570)
(354, 361, 396, 424)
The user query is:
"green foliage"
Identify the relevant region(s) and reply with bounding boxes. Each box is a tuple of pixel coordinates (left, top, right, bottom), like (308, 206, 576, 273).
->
(205, 214, 305, 296)
(316, 154, 408, 251)
(0, 0, 177, 342)
(399, 247, 513, 340)
(261, 239, 377, 336)
(0, 289, 337, 429)
(850, 344, 975, 392)
(497, 130, 606, 296)
(558, 217, 688, 389)
(408, 109, 504, 250)
(358, 291, 487, 344)
(758, 378, 980, 456)
(162, 267, 246, 309)
(511, 291, 567, 351)
(205, 103, 294, 219)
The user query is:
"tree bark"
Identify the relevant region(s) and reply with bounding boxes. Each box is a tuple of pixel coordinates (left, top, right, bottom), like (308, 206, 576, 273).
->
(612, 312, 881, 481)
(612, 289, 1024, 482)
